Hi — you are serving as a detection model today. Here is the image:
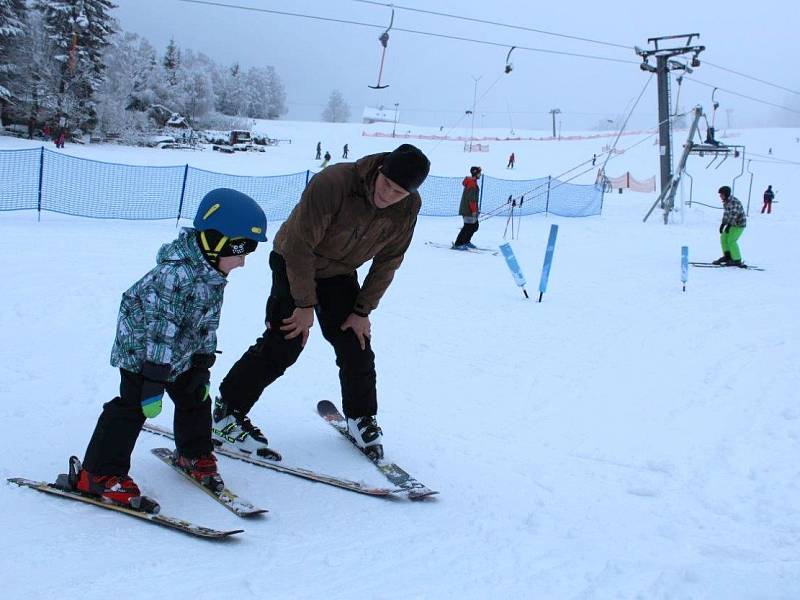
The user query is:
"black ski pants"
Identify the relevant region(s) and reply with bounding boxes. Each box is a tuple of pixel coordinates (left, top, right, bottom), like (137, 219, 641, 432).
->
(83, 368, 212, 476)
(219, 252, 377, 419)
(454, 219, 479, 246)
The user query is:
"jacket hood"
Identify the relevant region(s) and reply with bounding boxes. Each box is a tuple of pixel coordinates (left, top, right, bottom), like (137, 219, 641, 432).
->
(156, 228, 227, 283)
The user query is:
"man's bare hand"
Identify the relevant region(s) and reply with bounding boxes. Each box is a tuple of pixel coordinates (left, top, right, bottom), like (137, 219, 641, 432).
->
(340, 313, 371, 350)
(281, 306, 315, 347)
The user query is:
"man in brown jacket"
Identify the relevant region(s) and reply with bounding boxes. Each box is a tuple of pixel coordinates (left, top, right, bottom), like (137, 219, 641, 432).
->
(212, 144, 430, 460)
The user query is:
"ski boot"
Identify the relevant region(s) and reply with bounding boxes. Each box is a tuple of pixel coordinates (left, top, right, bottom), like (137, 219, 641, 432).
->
(58, 456, 159, 513)
(712, 251, 732, 265)
(212, 396, 280, 460)
(346, 415, 384, 461)
(175, 452, 225, 493)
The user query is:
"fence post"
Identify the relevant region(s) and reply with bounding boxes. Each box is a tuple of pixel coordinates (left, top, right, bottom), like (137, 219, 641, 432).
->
(176, 164, 189, 227)
(544, 175, 552, 215)
(37, 146, 45, 222)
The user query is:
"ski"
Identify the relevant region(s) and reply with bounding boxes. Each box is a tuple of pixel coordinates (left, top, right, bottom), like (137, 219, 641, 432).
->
(150, 448, 267, 518)
(143, 424, 394, 497)
(316, 400, 438, 500)
(689, 261, 764, 271)
(7, 477, 243, 539)
(425, 241, 498, 255)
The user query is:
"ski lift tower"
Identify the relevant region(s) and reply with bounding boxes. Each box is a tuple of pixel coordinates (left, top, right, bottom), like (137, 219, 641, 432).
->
(635, 34, 705, 203)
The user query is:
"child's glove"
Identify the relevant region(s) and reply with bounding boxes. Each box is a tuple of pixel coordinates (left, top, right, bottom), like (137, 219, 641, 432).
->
(719, 223, 725, 234)
(140, 362, 171, 418)
(186, 353, 216, 401)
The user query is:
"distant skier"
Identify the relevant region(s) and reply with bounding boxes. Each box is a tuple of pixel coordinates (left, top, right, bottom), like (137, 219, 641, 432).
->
(210, 144, 430, 461)
(592, 153, 596, 166)
(55, 114, 67, 148)
(320, 150, 331, 168)
(507, 152, 515, 169)
(315, 141, 322, 160)
(342, 143, 349, 159)
(453, 166, 482, 249)
(72, 189, 267, 510)
(712, 185, 747, 267)
(761, 185, 775, 214)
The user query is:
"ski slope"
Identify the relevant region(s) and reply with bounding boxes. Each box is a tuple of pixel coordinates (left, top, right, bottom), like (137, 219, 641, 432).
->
(1, 121, 798, 599)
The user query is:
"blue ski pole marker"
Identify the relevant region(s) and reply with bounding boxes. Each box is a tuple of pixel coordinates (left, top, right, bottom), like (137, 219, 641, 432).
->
(538, 224, 559, 302)
(681, 245, 689, 292)
(499, 242, 529, 298)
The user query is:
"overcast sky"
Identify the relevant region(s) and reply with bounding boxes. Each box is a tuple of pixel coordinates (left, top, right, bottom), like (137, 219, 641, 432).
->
(113, 0, 800, 130)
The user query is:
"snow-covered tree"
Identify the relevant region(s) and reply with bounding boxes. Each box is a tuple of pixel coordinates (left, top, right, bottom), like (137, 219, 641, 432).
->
(263, 65, 286, 119)
(0, 0, 27, 106)
(162, 37, 180, 86)
(94, 31, 157, 137)
(322, 89, 350, 123)
(213, 62, 248, 116)
(36, 0, 118, 133)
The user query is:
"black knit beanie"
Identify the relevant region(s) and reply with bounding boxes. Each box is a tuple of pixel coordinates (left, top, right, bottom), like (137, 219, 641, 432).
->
(380, 144, 431, 193)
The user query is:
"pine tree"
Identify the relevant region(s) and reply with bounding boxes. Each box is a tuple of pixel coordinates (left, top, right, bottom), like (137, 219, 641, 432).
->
(162, 37, 180, 87)
(0, 0, 28, 108)
(36, 0, 118, 133)
(322, 89, 350, 123)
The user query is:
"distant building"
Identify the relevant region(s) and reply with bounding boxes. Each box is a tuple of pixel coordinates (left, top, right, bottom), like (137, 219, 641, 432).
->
(362, 106, 398, 124)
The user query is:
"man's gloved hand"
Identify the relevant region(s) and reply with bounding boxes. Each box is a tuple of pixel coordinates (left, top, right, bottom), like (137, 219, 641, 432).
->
(186, 353, 216, 401)
(140, 362, 171, 418)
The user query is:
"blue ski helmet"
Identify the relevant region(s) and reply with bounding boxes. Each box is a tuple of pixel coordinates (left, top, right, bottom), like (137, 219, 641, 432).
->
(194, 188, 267, 242)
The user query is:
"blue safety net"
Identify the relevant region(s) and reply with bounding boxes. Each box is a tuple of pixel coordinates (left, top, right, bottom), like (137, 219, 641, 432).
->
(0, 148, 603, 220)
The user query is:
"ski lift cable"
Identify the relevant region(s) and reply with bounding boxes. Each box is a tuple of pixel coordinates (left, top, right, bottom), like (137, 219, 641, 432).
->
(703, 60, 800, 97)
(173, 0, 639, 65)
(598, 74, 653, 176)
(352, 0, 634, 51)
(748, 152, 800, 166)
(683, 77, 800, 115)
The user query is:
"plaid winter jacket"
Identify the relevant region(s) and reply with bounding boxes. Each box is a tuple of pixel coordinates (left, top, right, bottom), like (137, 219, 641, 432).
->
(110, 228, 227, 381)
(722, 196, 747, 228)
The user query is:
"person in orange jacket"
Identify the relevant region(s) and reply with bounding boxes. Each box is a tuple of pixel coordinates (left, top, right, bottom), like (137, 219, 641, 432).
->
(453, 166, 481, 249)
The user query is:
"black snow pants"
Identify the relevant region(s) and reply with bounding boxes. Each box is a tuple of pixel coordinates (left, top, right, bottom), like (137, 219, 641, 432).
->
(82, 368, 212, 476)
(219, 252, 377, 419)
(454, 219, 479, 246)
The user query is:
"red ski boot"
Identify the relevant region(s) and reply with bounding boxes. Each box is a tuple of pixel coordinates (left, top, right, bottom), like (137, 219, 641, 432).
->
(68, 456, 158, 513)
(175, 453, 225, 493)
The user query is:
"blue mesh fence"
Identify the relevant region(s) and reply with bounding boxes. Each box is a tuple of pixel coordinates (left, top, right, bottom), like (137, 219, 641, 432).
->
(0, 148, 41, 211)
(42, 150, 185, 219)
(181, 167, 308, 223)
(0, 148, 603, 220)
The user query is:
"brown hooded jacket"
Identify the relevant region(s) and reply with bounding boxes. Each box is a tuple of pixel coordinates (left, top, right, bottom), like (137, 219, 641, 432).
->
(272, 153, 421, 315)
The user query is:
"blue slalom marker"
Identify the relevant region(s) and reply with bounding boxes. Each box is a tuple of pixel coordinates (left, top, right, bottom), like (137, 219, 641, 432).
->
(681, 246, 689, 292)
(538, 224, 559, 302)
(499, 242, 529, 299)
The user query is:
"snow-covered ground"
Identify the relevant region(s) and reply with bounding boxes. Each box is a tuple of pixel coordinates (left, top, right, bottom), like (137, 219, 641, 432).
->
(1, 121, 798, 599)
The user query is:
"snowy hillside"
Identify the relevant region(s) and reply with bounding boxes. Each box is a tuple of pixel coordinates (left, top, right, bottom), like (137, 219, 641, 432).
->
(1, 121, 799, 599)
